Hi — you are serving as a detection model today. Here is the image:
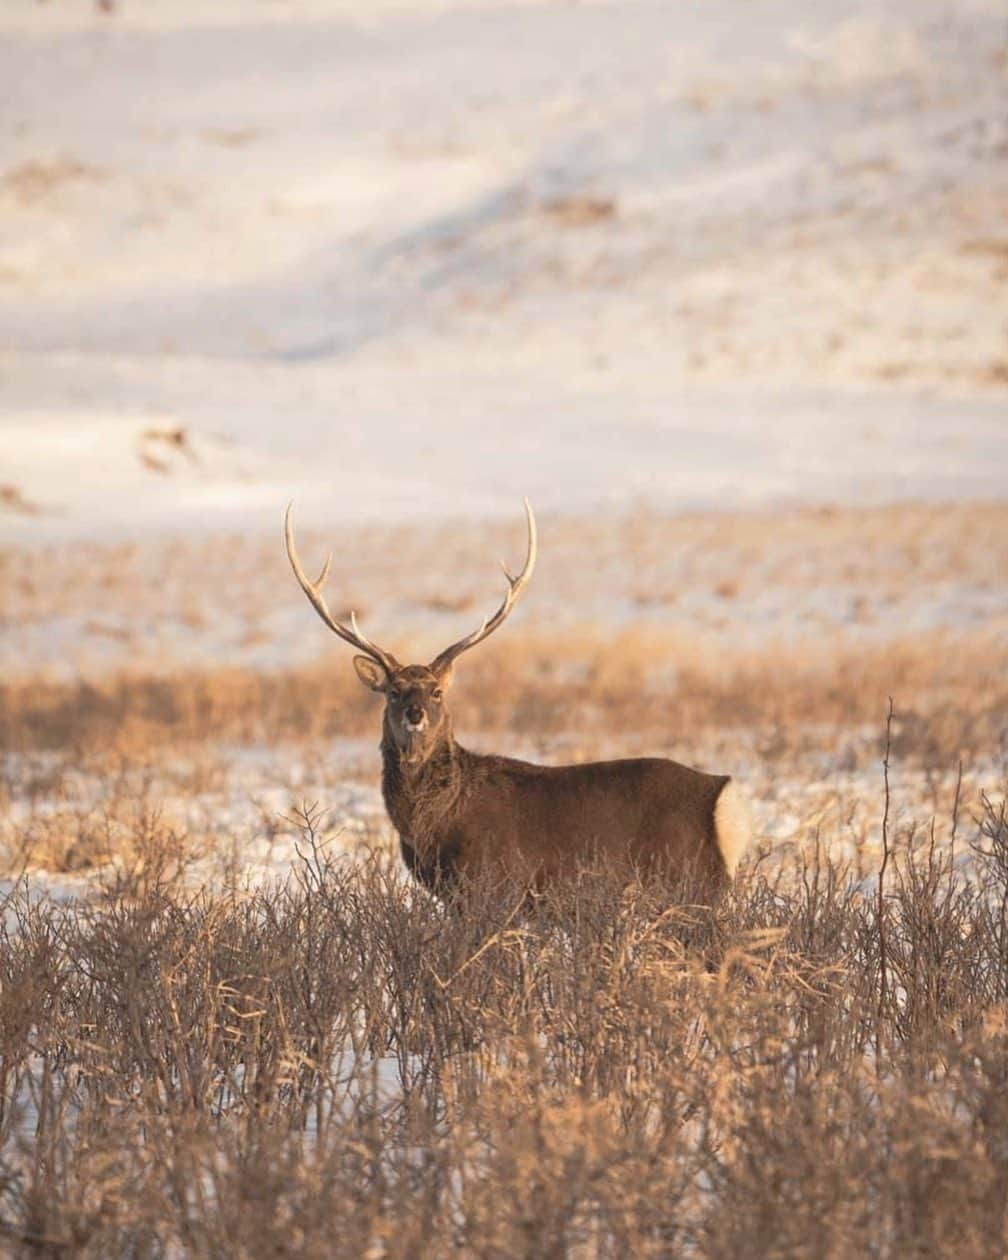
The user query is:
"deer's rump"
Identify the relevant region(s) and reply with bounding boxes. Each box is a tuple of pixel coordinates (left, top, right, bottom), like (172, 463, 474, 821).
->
(452, 755, 737, 890)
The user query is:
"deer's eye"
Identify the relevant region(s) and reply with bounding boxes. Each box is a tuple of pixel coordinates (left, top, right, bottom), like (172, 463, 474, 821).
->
(389, 688, 402, 702)
(431, 688, 443, 702)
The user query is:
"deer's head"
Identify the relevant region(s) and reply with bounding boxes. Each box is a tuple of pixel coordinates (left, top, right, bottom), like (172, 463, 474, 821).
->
(284, 500, 537, 769)
(353, 661, 452, 766)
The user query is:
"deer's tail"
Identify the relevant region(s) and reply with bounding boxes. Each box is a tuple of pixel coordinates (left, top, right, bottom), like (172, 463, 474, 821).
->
(713, 780, 752, 878)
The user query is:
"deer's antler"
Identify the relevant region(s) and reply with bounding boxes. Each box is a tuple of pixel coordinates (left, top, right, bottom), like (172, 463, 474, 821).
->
(284, 503, 400, 675)
(429, 498, 537, 674)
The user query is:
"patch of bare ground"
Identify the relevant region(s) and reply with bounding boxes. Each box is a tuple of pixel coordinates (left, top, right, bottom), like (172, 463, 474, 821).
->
(0, 157, 106, 205)
(1, 795, 1007, 1257)
(0, 485, 43, 517)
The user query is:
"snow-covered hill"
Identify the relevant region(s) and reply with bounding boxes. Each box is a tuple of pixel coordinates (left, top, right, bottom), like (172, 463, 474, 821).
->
(2, 0, 1006, 541)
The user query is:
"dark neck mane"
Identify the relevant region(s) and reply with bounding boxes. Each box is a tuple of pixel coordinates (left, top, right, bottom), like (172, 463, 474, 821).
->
(380, 725, 472, 852)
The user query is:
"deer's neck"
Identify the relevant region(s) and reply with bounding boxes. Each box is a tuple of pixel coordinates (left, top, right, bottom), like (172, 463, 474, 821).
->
(380, 728, 467, 851)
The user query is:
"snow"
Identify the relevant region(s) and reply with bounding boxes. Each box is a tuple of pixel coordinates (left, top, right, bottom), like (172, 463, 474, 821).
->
(3, 729, 1001, 900)
(1, 0, 1006, 544)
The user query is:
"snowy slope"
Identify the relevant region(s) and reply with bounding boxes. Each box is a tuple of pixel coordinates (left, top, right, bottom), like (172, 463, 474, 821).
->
(1, 0, 1006, 542)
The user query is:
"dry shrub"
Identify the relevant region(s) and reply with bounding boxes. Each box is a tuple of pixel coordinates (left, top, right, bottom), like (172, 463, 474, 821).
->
(1, 793, 1007, 1256)
(1, 764, 202, 880)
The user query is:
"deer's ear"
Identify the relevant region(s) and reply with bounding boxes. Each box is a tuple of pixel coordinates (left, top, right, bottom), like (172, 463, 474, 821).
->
(433, 662, 454, 690)
(353, 655, 388, 693)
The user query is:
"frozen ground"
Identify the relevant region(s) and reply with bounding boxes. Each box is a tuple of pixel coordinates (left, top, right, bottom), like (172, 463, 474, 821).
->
(1, 0, 1006, 541)
(2, 731, 1000, 904)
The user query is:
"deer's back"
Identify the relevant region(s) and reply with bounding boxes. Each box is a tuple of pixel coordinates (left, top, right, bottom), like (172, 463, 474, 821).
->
(453, 754, 730, 887)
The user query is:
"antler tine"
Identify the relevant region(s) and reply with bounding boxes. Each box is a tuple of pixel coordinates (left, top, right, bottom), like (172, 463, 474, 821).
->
(349, 609, 396, 668)
(430, 498, 537, 673)
(284, 503, 398, 674)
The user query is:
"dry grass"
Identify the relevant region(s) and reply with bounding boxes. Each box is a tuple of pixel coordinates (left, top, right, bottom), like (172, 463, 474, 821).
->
(3, 627, 1006, 771)
(1, 786, 202, 881)
(1, 795, 1007, 1257)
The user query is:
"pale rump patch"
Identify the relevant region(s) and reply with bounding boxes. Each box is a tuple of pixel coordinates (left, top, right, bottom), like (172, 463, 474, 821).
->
(713, 780, 752, 877)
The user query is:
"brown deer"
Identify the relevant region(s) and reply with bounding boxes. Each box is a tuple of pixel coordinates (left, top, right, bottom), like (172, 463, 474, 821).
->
(284, 501, 750, 897)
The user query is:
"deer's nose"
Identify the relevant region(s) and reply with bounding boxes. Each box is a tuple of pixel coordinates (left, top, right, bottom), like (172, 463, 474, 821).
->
(405, 703, 424, 725)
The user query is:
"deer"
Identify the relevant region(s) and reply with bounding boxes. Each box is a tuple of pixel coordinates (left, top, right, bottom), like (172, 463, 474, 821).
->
(284, 500, 751, 899)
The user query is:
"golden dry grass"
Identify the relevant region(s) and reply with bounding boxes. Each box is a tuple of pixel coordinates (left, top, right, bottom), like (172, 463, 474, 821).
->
(3, 625, 1005, 770)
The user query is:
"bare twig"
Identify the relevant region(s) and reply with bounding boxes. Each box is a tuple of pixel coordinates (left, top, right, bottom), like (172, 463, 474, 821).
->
(949, 757, 963, 890)
(876, 696, 894, 1075)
